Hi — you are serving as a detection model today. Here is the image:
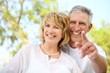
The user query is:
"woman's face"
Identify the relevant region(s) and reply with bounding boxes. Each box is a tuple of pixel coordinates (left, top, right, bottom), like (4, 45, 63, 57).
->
(43, 19, 63, 45)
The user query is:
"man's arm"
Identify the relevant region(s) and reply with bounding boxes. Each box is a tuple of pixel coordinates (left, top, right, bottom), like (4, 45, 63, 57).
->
(90, 52, 107, 73)
(75, 31, 107, 73)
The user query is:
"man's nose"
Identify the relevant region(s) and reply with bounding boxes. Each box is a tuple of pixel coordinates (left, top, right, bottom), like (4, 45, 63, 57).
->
(75, 23, 80, 30)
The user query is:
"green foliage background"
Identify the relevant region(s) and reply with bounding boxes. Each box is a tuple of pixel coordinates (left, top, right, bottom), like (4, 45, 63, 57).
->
(0, 0, 110, 73)
(90, 21, 110, 73)
(0, 0, 58, 55)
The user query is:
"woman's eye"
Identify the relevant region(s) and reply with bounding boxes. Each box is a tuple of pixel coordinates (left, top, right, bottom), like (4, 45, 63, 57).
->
(54, 26, 60, 29)
(45, 24, 49, 27)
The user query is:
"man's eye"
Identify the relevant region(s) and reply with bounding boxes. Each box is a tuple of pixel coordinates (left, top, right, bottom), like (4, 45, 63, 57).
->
(79, 22, 86, 25)
(70, 21, 76, 24)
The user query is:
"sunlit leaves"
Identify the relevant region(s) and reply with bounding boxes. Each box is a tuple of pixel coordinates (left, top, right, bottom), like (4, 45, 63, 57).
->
(90, 21, 110, 73)
(0, 0, 58, 56)
(90, 22, 110, 52)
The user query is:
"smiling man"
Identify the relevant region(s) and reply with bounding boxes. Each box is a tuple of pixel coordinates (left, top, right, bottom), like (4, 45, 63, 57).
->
(64, 5, 107, 73)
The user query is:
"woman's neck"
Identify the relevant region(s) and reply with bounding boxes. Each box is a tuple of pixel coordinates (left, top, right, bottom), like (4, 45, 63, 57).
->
(43, 43, 58, 52)
(41, 43, 60, 56)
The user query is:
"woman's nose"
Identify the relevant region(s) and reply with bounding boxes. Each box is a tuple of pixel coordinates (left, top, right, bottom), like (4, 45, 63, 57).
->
(48, 27, 54, 33)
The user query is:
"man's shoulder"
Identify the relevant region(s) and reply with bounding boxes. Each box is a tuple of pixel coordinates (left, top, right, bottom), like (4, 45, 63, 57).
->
(62, 43, 70, 53)
(93, 43, 106, 57)
(61, 51, 76, 63)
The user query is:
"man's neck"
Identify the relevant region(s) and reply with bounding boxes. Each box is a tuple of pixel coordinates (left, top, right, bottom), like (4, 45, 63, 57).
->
(69, 41, 76, 48)
(69, 40, 83, 49)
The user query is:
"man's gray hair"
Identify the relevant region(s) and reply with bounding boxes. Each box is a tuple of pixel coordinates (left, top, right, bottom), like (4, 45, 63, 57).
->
(69, 5, 93, 23)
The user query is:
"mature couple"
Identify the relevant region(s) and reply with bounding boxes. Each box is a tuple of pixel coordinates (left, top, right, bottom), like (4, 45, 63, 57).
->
(0, 5, 107, 73)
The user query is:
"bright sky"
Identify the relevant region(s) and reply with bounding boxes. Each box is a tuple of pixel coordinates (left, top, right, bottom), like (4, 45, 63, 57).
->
(58, 0, 110, 28)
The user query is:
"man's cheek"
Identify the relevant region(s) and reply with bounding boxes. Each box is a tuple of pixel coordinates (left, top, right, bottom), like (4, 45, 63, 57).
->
(68, 25, 73, 30)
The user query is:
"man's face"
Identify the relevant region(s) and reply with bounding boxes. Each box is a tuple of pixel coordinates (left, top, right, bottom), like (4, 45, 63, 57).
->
(68, 11, 92, 43)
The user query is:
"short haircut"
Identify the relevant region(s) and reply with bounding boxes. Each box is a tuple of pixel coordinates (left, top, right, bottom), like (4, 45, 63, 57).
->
(70, 5, 93, 23)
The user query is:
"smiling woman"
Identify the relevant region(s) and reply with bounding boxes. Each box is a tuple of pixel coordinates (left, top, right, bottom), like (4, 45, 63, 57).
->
(40, 12, 70, 48)
(0, 12, 82, 73)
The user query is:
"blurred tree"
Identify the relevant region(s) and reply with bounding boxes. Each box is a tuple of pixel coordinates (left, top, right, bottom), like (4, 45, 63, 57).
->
(0, 0, 58, 55)
(90, 20, 110, 73)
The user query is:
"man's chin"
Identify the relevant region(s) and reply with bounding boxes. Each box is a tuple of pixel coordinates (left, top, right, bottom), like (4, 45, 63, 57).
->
(71, 38, 81, 42)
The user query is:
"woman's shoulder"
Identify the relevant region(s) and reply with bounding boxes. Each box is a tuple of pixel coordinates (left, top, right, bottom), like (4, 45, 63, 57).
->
(18, 42, 39, 54)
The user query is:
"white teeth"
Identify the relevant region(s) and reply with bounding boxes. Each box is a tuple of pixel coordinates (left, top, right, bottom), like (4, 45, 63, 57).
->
(47, 35, 55, 37)
(73, 32, 80, 35)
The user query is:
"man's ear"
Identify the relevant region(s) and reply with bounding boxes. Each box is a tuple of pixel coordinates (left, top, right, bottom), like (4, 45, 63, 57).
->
(88, 23, 92, 32)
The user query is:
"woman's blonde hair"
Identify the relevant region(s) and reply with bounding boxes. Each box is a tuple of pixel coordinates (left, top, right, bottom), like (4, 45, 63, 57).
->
(40, 12, 70, 49)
